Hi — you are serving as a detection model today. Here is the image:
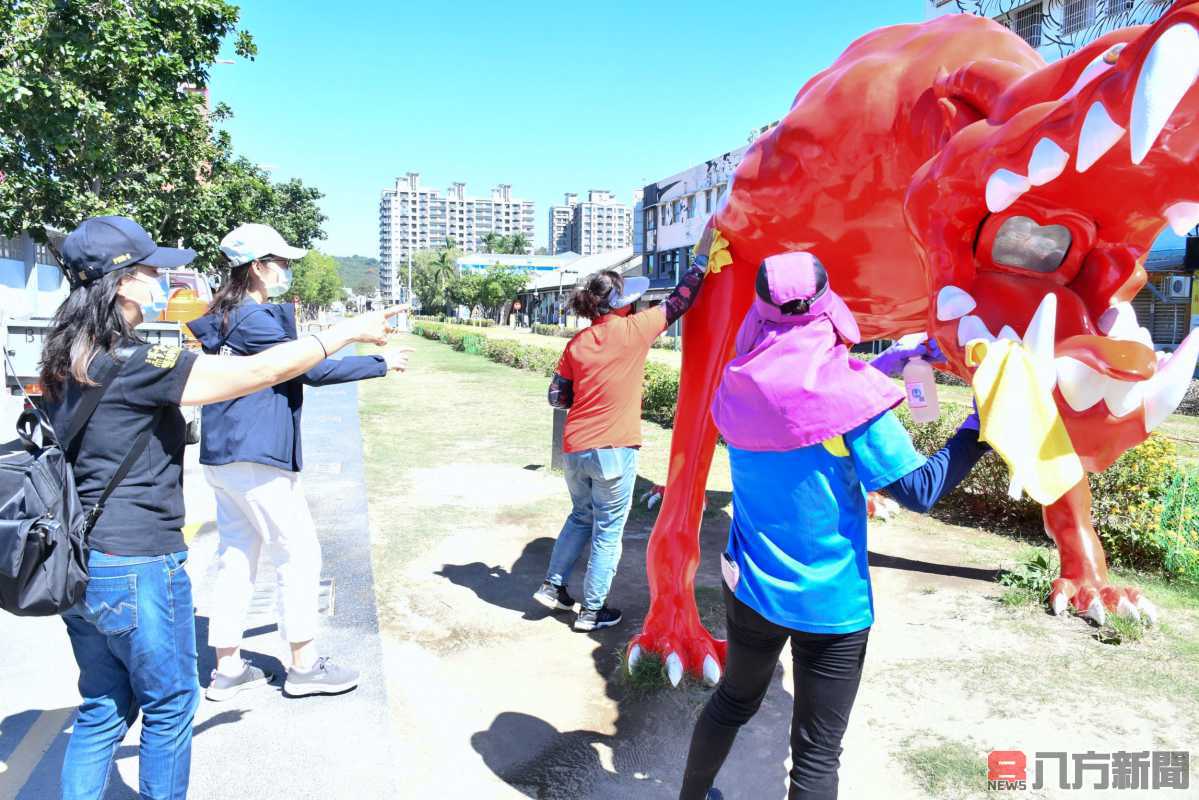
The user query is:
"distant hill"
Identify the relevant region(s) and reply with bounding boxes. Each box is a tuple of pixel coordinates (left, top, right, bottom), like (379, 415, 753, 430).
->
(334, 255, 380, 295)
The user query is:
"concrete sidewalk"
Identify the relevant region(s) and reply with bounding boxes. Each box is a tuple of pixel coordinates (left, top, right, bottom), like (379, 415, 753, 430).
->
(0, 377, 399, 800)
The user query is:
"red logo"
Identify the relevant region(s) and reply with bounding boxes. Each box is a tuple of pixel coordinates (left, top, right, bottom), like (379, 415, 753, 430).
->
(989, 751, 1028, 783)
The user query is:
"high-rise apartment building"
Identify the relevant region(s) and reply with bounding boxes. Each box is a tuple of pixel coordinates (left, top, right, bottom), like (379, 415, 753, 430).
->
(548, 193, 578, 255)
(378, 172, 536, 301)
(569, 190, 632, 257)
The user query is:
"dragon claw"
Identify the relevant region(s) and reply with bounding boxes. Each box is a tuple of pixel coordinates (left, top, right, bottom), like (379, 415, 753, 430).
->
(1084, 597, 1107, 626)
(666, 652, 684, 687)
(627, 644, 643, 673)
(1136, 597, 1158, 626)
(1116, 595, 1141, 623)
(702, 654, 722, 686)
(1051, 591, 1070, 617)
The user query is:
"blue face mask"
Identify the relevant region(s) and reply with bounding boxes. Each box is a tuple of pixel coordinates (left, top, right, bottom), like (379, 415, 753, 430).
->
(266, 263, 292, 299)
(126, 273, 168, 323)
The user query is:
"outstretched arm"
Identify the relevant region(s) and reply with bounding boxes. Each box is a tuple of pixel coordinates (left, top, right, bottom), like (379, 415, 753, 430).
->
(883, 421, 989, 513)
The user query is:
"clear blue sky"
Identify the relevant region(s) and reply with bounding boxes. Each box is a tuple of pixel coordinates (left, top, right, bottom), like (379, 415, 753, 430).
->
(211, 1, 921, 258)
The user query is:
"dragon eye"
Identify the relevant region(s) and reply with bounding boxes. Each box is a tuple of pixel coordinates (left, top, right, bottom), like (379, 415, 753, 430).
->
(1102, 43, 1126, 66)
(991, 216, 1072, 273)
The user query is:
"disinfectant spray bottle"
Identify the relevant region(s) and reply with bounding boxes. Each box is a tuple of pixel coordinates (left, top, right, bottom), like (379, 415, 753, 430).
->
(902, 354, 940, 423)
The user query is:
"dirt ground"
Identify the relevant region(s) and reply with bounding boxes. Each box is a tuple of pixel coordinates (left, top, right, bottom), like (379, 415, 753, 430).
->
(360, 334, 1199, 800)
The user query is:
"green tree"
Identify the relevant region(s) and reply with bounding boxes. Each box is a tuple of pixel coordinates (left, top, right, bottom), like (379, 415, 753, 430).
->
(412, 241, 460, 314)
(0, 0, 257, 240)
(334, 255, 381, 296)
(481, 232, 505, 253)
(477, 264, 529, 320)
(287, 250, 343, 313)
(507, 232, 531, 255)
(449, 271, 484, 316)
(186, 149, 326, 272)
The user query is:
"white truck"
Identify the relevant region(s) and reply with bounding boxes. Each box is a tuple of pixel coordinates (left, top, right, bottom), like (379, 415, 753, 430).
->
(1, 231, 197, 433)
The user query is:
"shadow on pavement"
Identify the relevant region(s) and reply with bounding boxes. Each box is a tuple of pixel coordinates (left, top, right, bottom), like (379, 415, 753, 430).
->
(867, 551, 1001, 583)
(193, 615, 287, 691)
(465, 484, 792, 799)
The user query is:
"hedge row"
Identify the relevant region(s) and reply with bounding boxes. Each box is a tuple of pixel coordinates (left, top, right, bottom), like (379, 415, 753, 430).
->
(414, 314, 495, 328)
(414, 321, 1199, 581)
(531, 322, 679, 351)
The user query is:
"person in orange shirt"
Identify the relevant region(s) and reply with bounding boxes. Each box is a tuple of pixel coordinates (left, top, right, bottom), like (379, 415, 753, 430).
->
(534, 227, 715, 631)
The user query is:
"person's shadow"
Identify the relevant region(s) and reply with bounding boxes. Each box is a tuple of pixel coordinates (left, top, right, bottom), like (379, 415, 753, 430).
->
(446, 479, 791, 799)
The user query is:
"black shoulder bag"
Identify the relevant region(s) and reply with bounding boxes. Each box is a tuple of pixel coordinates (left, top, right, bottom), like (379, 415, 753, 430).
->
(0, 351, 160, 616)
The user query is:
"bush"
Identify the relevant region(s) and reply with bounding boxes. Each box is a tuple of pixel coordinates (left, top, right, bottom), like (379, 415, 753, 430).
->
(895, 404, 1198, 581)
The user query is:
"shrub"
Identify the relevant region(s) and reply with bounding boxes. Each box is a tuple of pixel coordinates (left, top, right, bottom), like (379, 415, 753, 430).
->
(642, 362, 679, 426)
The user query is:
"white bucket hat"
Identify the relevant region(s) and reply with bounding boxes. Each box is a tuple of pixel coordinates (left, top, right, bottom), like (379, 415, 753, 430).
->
(220, 223, 308, 267)
(608, 276, 650, 309)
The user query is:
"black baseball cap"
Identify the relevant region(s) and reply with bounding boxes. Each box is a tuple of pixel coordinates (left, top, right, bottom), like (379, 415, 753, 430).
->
(61, 216, 196, 286)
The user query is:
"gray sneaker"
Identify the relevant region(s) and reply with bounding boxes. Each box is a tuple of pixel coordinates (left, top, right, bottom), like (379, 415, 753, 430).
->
(205, 661, 272, 702)
(283, 656, 359, 697)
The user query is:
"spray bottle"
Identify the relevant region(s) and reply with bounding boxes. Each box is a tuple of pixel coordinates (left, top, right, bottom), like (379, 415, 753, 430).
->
(903, 355, 940, 423)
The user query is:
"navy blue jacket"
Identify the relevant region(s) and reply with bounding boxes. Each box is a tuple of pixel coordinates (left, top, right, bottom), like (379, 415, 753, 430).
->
(189, 301, 387, 472)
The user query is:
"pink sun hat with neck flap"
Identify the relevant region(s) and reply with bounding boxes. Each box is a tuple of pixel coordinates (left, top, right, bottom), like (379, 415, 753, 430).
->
(713, 252, 904, 452)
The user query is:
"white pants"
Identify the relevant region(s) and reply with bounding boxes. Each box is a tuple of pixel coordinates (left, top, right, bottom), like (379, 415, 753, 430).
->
(204, 462, 322, 648)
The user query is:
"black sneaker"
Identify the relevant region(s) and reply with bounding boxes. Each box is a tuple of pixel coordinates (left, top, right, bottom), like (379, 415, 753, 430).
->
(533, 581, 576, 612)
(573, 605, 622, 632)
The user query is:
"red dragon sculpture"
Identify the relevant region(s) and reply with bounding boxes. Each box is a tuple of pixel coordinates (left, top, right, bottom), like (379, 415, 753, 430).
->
(630, 4, 1199, 685)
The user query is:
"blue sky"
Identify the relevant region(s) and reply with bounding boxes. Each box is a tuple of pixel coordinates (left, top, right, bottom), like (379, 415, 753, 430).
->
(211, 1, 921, 257)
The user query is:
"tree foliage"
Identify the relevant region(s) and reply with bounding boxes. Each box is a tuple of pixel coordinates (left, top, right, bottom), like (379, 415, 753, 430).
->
(0, 0, 326, 273)
(334, 255, 381, 296)
(479, 232, 532, 255)
(411, 241, 529, 320)
(286, 250, 343, 311)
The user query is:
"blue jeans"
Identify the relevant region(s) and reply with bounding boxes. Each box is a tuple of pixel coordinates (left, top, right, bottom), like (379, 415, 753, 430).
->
(60, 551, 200, 800)
(546, 447, 638, 610)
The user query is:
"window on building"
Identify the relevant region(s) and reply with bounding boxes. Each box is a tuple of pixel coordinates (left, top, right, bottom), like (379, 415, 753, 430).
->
(1007, 3, 1043, 47)
(1104, 0, 1134, 15)
(705, 190, 713, 213)
(671, 199, 680, 223)
(1061, 0, 1094, 33)
(687, 196, 696, 219)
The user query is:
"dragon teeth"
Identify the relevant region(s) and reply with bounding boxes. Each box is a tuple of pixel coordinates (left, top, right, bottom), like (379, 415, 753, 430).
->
(1130, 23, 1199, 165)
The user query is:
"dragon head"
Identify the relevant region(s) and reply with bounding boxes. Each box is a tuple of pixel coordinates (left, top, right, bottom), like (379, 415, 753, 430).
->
(906, 0, 1199, 472)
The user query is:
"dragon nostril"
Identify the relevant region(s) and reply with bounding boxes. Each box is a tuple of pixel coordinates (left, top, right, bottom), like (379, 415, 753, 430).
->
(1102, 43, 1125, 66)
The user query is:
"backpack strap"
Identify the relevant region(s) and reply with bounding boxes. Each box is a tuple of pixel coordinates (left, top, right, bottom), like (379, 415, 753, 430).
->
(83, 406, 163, 534)
(63, 359, 123, 455)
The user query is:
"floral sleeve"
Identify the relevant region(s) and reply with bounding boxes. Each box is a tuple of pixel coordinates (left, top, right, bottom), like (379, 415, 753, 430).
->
(547, 373, 574, 409)
(661, 256, 708, 326)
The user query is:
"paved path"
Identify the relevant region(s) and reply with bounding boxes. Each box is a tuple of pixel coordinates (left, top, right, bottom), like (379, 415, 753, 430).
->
(0, 375, 399, 800)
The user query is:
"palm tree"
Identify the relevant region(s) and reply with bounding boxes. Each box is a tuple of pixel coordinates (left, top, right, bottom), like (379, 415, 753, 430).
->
(482, 232, 504, 253)
(434, 240, 460, 315)
(507, 232, 531, 255)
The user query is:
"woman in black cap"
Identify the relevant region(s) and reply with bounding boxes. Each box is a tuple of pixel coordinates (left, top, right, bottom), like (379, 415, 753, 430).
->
(40, 215, 402, 800)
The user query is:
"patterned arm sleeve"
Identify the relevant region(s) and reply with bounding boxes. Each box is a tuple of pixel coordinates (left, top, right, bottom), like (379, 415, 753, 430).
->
(547, 373, 574, 409)
(661, 255, 708, 326)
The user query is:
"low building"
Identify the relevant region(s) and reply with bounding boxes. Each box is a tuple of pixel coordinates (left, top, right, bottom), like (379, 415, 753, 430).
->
(512, 248, 641, 326)
(456, 252, 580, 275)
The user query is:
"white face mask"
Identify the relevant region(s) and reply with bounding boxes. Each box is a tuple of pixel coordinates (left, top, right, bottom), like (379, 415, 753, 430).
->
(265, 262, 292, 298)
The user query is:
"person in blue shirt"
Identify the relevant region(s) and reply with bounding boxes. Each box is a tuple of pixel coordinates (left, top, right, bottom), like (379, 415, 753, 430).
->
(188, 223, 411, 702)
(679, 252, 989, 800)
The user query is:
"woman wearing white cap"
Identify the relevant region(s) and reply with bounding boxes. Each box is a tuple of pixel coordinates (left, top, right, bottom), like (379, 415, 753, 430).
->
(41, 216, 400, 800)
(188, 223, 411, 701)
(533, 226, 715, 631)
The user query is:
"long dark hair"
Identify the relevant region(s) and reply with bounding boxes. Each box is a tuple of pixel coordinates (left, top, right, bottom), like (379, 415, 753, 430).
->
(40, 269, 138, 400)
(568, 270, 623, 320)
(205, 260, 255, 334)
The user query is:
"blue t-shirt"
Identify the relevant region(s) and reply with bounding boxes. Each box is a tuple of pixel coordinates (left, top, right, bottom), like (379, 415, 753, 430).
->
(725, 411, 925, 634)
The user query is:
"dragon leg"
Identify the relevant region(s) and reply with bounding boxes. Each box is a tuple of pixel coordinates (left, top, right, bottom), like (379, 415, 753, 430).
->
(1043, 478, 1157, 625)
(626, 260, 755, 686)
